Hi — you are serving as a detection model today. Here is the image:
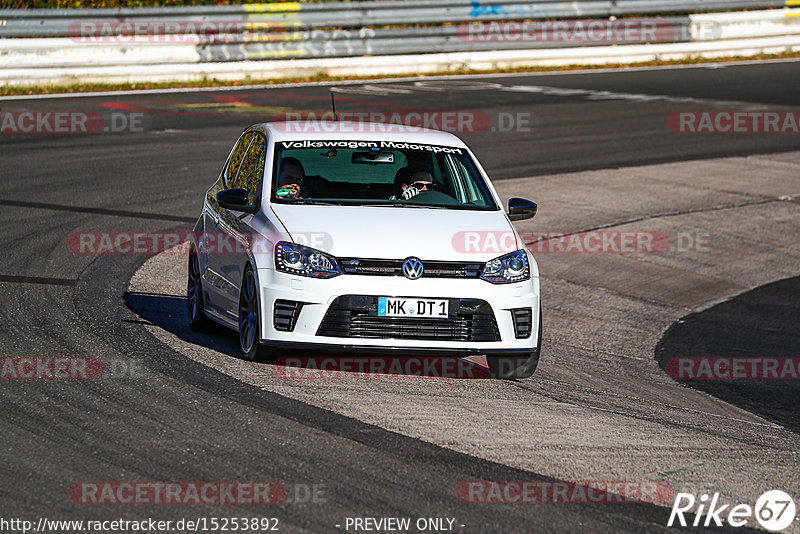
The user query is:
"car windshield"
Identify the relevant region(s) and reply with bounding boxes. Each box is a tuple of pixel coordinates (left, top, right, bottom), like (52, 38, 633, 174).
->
(271, 140, 498, 210)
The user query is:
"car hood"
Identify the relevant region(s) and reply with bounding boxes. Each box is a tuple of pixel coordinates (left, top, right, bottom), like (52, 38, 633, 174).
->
(269, 204, 521, 262)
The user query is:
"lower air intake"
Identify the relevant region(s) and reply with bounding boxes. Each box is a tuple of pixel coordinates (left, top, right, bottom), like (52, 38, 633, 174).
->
(274, 300, 303, 332)
(510, 307, 533, 339)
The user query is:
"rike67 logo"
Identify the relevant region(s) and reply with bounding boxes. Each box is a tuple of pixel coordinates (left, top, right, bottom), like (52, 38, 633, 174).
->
(668, 490, 796, 531)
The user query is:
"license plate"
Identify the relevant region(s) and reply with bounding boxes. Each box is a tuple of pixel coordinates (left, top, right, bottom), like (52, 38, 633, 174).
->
(377, 297, 449, 318)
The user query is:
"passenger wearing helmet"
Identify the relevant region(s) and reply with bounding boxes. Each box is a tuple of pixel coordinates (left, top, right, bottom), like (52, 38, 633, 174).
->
(276, 157, 305, 199)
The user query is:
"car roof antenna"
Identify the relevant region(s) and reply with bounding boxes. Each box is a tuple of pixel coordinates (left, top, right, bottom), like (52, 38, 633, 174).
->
(330, 92, 339, 121)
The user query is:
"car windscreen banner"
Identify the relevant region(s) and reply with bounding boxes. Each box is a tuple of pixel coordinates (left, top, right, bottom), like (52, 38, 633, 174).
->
(278, 140, 465, 154)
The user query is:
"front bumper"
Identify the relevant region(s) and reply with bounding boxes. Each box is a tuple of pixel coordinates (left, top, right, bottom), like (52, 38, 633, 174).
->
(256, 267, 540, 353)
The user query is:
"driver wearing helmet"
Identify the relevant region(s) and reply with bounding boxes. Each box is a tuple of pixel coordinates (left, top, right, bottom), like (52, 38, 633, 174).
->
(391, 169, 435, 200)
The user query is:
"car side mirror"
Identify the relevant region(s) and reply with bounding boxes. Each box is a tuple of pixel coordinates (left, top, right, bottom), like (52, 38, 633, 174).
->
(217, 188, 257, 214)
(508, 198, 537, 221)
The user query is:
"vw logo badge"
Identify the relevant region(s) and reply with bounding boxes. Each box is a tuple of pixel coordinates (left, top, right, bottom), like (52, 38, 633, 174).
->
(402, 257, 424, 280)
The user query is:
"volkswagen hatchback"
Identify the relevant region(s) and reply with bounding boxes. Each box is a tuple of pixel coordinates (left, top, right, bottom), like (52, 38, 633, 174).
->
(188, 121, 541, 378)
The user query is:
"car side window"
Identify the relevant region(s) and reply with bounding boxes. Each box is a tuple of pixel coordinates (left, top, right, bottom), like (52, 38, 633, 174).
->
(231, 134, 267, 206)
(223, 132, 255, 188)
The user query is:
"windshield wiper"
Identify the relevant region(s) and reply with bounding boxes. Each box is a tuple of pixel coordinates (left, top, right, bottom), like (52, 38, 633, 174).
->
(357, 202, 407, 207)
(354, 202, 450, 209)
(288, 199, 345, 206)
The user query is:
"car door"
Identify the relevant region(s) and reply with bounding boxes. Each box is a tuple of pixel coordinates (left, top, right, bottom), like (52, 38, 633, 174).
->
(203, 131, 255, 320)
(214, 132, 267, 317)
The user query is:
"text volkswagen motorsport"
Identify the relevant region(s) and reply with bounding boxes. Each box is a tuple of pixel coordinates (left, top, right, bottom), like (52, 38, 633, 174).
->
(188, 121, 541, 378)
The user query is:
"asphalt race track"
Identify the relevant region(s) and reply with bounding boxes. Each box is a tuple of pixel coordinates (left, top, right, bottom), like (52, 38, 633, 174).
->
(1, 60, 799, 533)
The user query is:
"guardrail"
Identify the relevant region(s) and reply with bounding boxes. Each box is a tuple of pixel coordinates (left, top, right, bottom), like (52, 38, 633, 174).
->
(0, 19, 698, 68)
(0, 1, 788, 38)
(0, 2, 799, 87)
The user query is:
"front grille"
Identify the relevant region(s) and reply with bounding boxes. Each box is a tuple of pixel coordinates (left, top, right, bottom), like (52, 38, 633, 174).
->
(511, 307, 532, 339)
(338, 258, 483, 279)
(274, 299, 303, 332)
(317, 295, 500, 342)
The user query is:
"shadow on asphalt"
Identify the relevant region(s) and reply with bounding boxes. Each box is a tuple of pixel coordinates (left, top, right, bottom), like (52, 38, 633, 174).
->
(655, 275, 800, 434)
(126, 291, 241, 356)
(126, 291, 490, 380)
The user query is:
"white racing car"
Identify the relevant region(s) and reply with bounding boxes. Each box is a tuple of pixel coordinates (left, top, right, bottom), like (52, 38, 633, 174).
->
(188, 121, 541, 378)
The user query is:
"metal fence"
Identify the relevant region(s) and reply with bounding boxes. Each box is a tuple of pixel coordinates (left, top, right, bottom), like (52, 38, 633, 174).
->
(0, 0, 788, 38)
(0, 1, 798, 86)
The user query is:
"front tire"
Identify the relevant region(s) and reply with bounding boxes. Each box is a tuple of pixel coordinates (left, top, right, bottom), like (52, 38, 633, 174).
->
(487, 305, 542, 379)
(238, 266, 275, 362)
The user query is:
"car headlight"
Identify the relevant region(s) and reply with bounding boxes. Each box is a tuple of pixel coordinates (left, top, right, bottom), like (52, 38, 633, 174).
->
(480, 249, 530, 284)
(275, 242, 342, 278)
